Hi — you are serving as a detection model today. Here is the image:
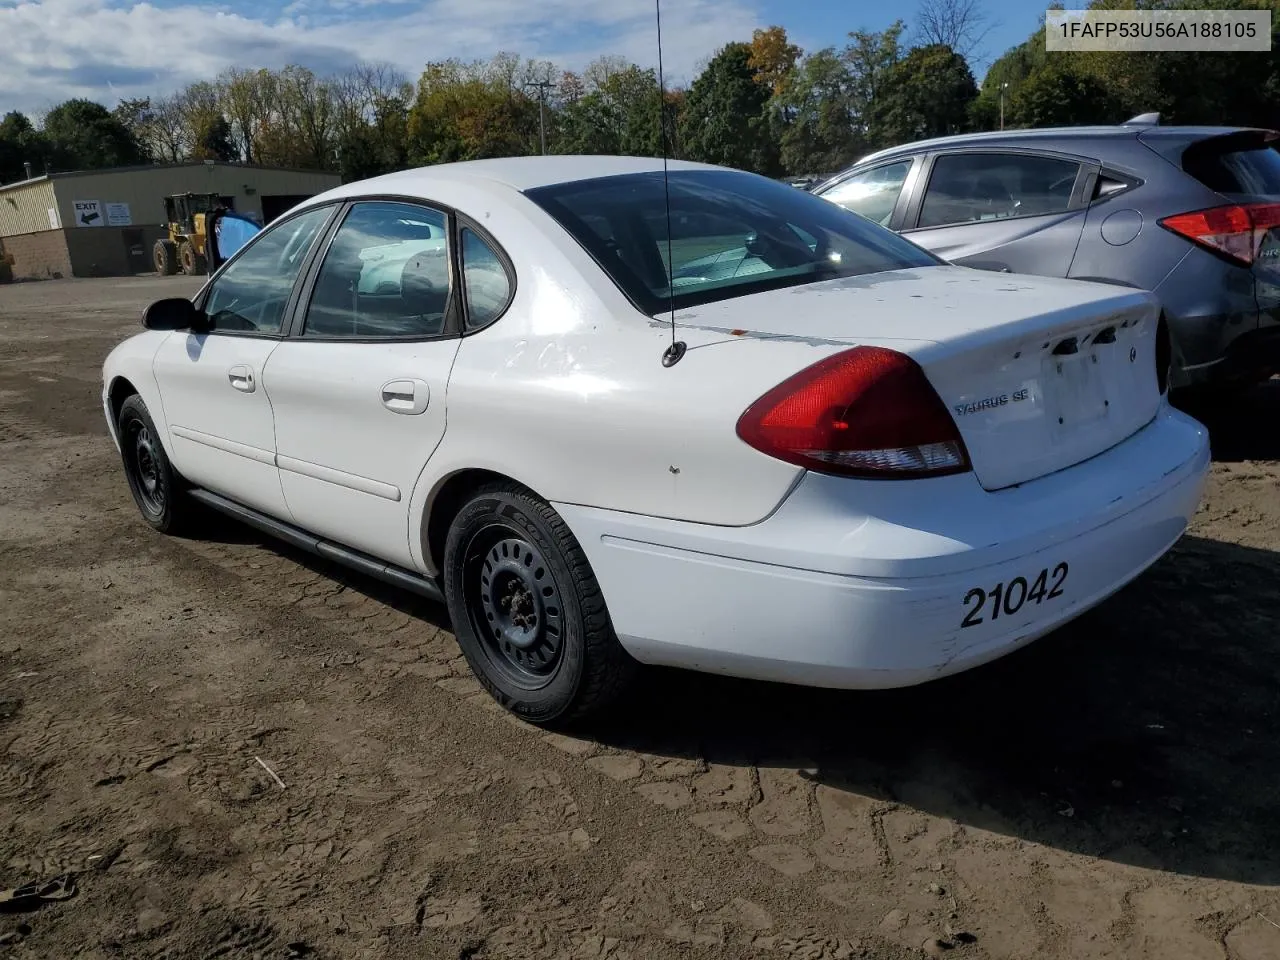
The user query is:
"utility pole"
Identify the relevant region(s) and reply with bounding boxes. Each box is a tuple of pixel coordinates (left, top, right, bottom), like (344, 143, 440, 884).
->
(999, 81, 1009, 130)
(525, 81, 554, 155)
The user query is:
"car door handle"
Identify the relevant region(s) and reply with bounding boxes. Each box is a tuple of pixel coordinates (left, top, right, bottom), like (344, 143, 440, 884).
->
(228, 365, 255, 393)
(381, 378, 430, 415)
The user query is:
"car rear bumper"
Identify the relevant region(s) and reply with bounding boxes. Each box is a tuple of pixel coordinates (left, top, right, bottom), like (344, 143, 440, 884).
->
(1157, 249, 1279, 388)
(555, 404, 1210, 689)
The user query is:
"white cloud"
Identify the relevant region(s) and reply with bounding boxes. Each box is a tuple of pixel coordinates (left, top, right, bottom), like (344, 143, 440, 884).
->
(0, 0, 762, 115)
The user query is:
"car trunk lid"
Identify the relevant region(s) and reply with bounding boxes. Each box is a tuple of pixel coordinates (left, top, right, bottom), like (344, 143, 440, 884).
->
(677, 265, 1164, 490)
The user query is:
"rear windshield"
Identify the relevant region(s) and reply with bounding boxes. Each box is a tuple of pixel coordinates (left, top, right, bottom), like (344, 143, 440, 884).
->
(1184, 134, 1280, 196)
(524, 169, 943, 315)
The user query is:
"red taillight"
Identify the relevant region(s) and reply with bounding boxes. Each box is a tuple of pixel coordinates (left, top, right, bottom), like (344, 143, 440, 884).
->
(1159, 202, 1280, 265)
(735, 346, 971, 479)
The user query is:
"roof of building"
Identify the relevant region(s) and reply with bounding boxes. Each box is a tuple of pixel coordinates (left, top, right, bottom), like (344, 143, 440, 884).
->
(0, 160, 341, 195)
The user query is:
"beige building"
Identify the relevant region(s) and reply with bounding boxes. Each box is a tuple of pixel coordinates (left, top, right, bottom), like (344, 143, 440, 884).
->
(0, 162, 341, 281)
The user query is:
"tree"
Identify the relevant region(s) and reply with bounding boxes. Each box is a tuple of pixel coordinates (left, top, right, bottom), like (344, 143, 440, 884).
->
(842, 21, 906, 144)
(773, 48, 863, 175)
(0, 111, 47, 183)
(407, 57, 540, 165)
(749, 25, 801, 96)
(679, 42, 779, 175)
(221, 68, 277, 163)
(872, 44, 977, 145)
(1010, 59, 1124, 128)
(557, 63, 664, 156)
(915, 0, 991, 60)
(41, 99, 145, 171)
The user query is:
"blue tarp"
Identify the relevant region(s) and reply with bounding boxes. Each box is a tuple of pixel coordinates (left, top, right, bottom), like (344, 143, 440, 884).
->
(212, 211, 262, 266)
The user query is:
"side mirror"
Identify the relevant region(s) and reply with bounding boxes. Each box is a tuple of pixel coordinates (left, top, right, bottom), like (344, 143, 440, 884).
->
(142, 297, 208, 332)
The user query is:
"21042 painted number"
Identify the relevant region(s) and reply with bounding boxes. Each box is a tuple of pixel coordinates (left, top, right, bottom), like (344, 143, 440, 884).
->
(960, 563, 1068, 629)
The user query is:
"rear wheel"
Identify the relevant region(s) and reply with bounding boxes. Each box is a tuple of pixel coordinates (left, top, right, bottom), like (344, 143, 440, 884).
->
(153, 240, 177, 276)
(442, 482, 637, 726)
(117, 395, 197, 535)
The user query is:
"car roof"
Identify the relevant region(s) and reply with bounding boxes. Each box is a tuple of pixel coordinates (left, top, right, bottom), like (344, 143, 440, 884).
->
(849, 123, 1262, 168)
(311, 155, 728, 201)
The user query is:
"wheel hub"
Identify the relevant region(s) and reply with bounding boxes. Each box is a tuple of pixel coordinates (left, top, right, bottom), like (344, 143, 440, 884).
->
(470, 533, 564, 681)
(131, 424, 164, 512)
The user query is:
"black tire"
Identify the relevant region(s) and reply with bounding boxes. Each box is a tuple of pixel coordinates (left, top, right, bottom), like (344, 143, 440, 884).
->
(178, 241, 197, 275)
(153, 240, 177, 276)
(191, 254, 208, 276)
(116, 395, 196, 535)
(442, 482, 637, 726)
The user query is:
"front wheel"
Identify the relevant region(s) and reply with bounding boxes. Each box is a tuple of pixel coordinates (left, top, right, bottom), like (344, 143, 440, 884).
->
(117, 395, 197, 534)
(442, 482, 637, 726)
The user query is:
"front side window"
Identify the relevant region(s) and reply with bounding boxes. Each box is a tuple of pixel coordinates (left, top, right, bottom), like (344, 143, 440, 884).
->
(460, 228, 512, 329)
(818, 160, 913, 226)
(202, 205, 333, 334)
(525, 169, 942, 315)
(303, 201, 451, 339)
(917, 153, 1081, 229)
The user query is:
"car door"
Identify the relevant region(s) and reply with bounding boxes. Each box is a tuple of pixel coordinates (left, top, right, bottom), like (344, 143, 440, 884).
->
(813, 157, 921, 229)
(899, 150, 1095, 276)
(151, 203, 336, 518)
(263, 199, 513, 570)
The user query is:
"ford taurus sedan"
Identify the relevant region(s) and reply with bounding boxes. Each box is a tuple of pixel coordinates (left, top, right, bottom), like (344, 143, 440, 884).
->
(102, 156, 1211, 725)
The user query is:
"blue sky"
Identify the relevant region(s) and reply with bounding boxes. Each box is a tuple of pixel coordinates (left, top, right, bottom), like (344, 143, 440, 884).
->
(0, 0, 1047, 115)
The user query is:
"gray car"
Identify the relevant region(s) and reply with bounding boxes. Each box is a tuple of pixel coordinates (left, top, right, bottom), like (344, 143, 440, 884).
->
(811, 116, 1280, 394)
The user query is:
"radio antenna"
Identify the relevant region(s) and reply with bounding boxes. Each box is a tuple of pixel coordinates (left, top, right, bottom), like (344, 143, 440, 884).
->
(656, 0, 685, 367)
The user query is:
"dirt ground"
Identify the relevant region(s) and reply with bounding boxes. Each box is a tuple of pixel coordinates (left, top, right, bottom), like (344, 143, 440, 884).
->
(1, 276, 1278, 960)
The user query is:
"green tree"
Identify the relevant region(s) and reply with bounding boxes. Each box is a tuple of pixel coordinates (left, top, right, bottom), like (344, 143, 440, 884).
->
(773, 48, 863, 175)
(1010, 59, 1124, 127)
(967, 26, 1047, 130)
(556, 63, 663, 156)
(0, 111, 47, 183)
(842, 21, 906, 144)
(679, 42, 779, 174)
(872, 43, 977, 144)
(41, 99, 145, 171)
(407, 57, 539, 164)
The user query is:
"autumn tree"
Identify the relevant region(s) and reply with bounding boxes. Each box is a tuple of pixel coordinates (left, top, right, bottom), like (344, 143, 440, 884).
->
(407, 57, 540, 164)
(749, 25, 801, 97)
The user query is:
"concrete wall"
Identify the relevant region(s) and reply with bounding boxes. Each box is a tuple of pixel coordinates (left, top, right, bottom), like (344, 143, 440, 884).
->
(50, 164, 341, 230)
(0, 180, 60, 237)
(3, 229, 72, 280)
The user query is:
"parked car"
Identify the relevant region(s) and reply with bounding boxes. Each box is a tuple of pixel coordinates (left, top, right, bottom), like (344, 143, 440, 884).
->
(811, 116, 1280, 395)
(103, 156, 1210, 725)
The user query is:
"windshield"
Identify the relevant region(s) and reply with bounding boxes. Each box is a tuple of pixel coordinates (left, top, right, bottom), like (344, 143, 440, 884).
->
(524, 169, 944, 315)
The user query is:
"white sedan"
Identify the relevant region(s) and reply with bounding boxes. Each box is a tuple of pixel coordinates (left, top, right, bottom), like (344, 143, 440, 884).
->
(102, 156, 1211, 725)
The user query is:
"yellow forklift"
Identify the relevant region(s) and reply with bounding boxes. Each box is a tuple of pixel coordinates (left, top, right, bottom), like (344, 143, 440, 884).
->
(154, 192, 223, 276)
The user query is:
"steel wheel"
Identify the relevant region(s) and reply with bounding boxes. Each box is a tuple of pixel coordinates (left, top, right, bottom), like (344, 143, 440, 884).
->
(125, 420, 166, 517)
(463, 523, 565, 688)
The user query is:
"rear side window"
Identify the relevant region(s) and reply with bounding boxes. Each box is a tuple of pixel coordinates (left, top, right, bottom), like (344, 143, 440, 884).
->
(917, 153, 1081, 229)
(1183, 137, 1280, 195)
(460, 227, 512, 329)
(525, 169, 942, 315)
